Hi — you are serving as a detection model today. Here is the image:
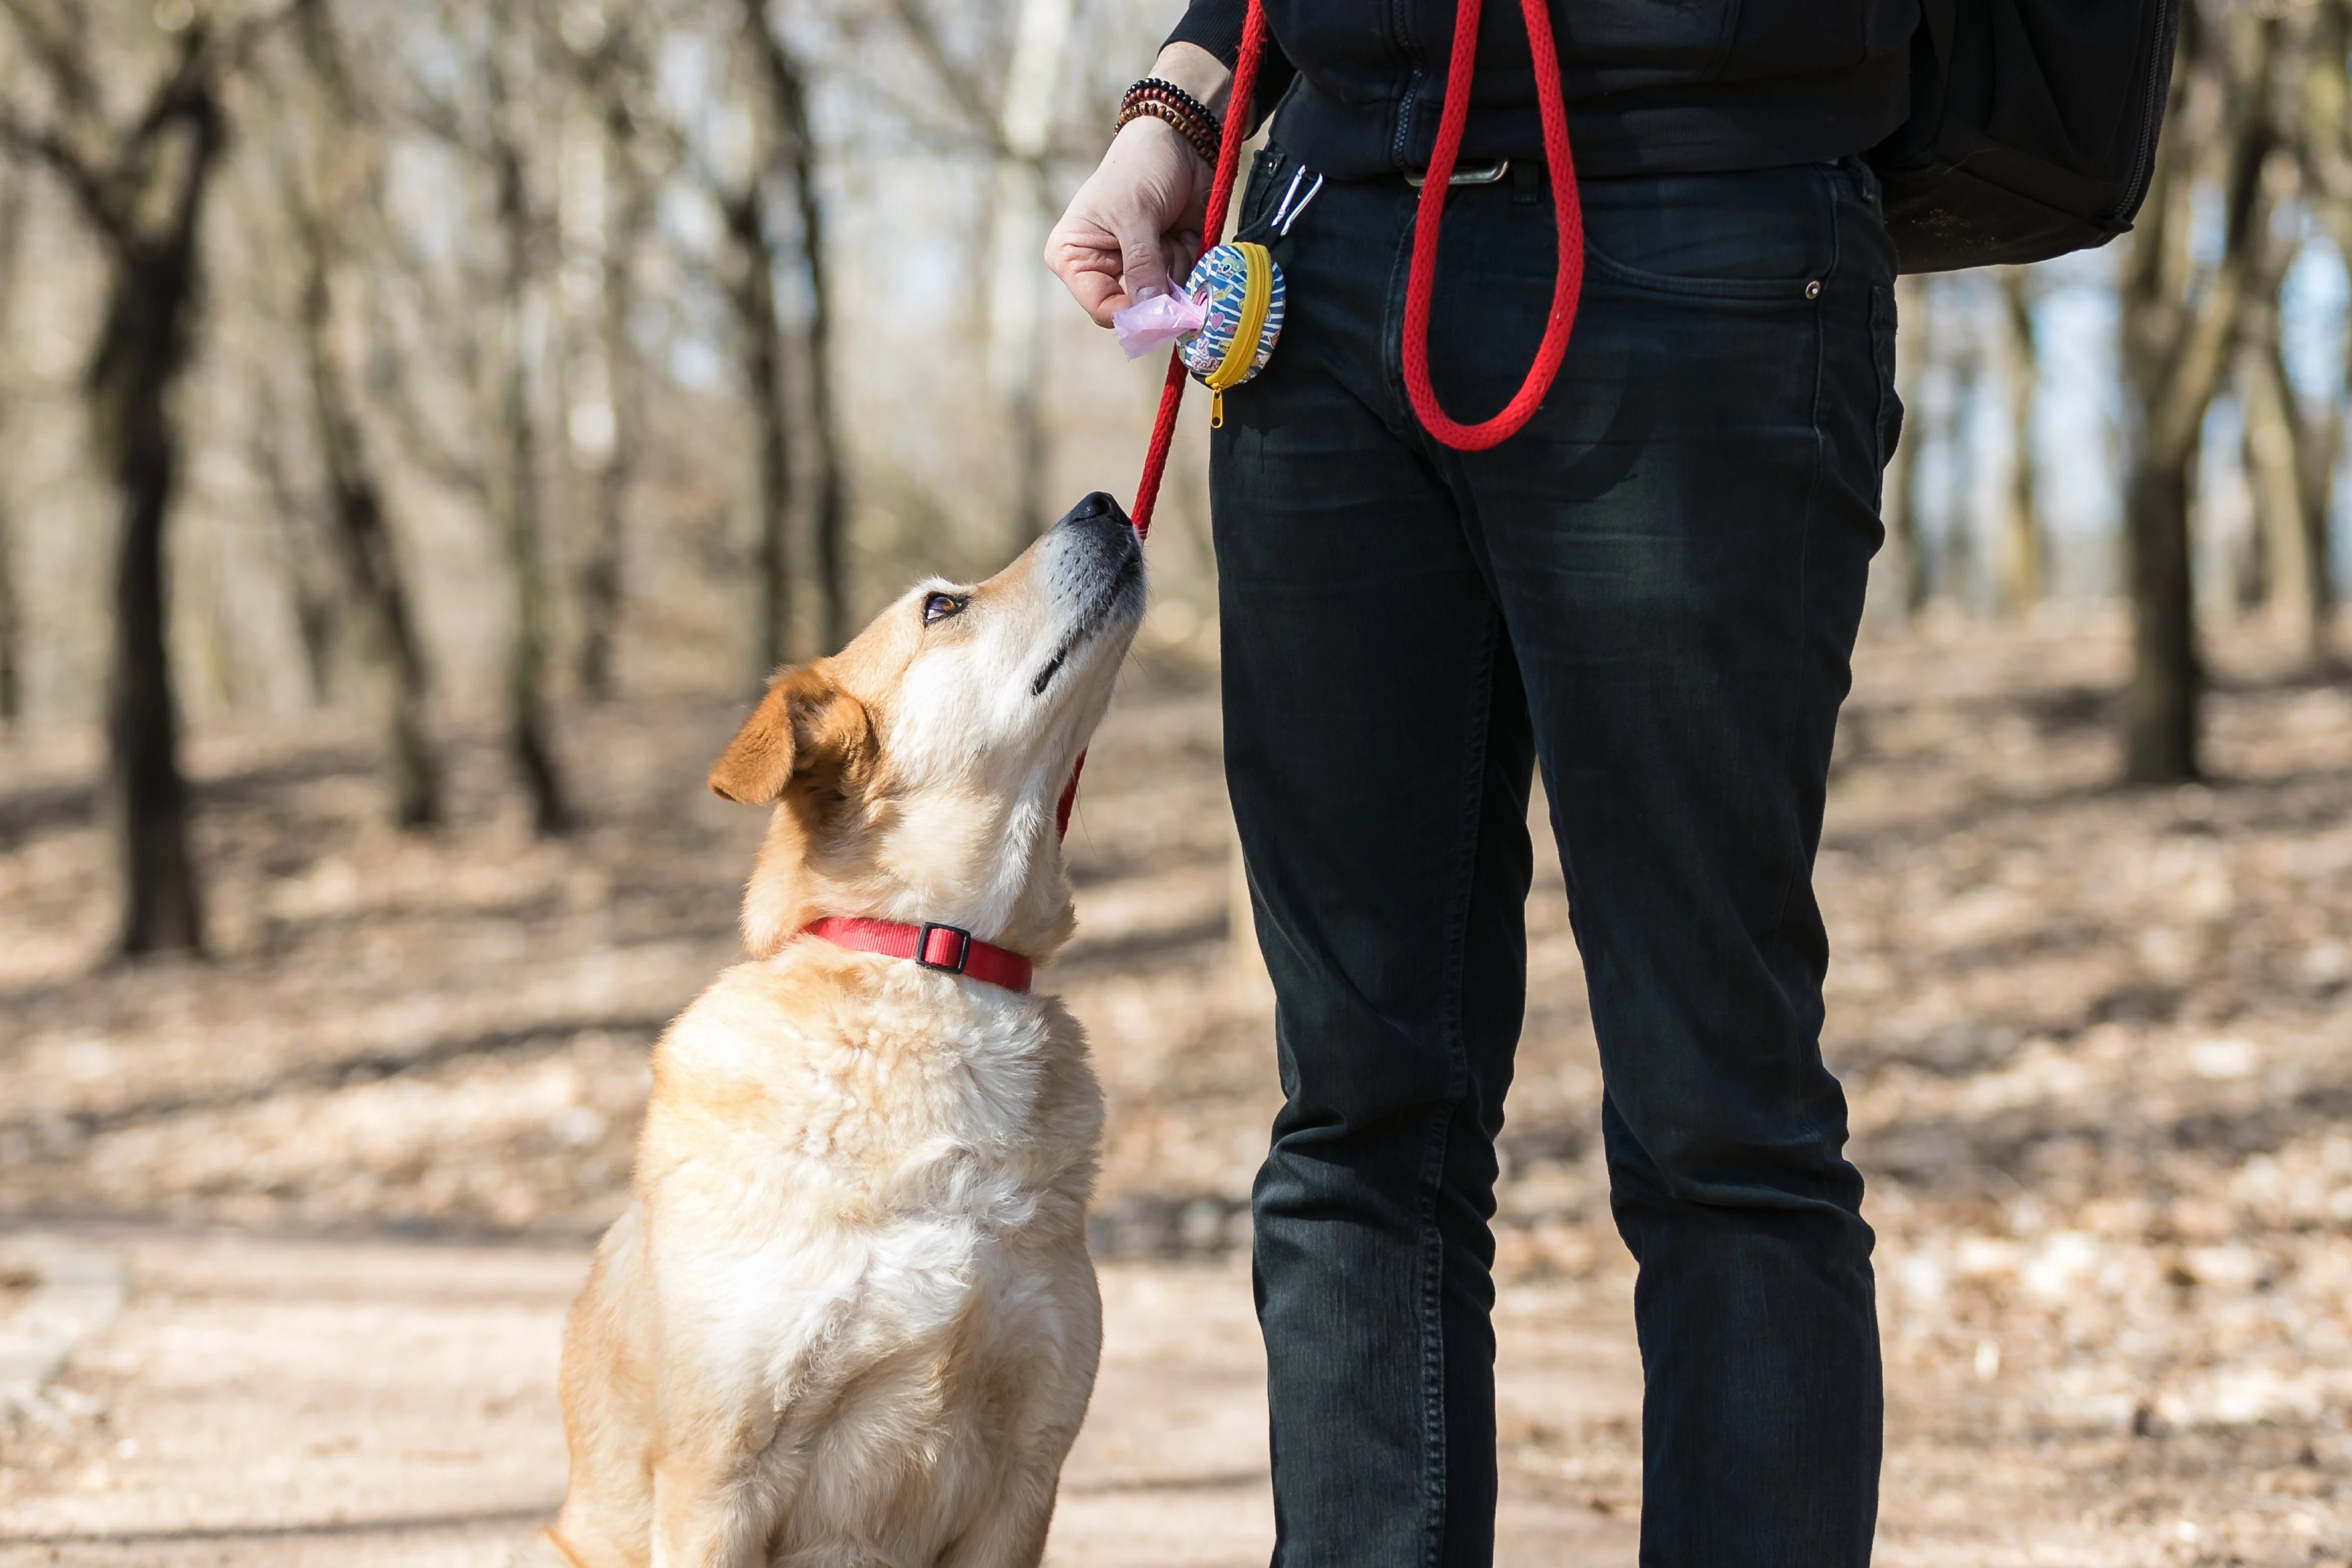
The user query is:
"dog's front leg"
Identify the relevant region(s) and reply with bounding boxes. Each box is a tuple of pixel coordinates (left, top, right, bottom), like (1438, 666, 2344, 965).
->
(647, 1449, 781, 1568)
(929, 1464, 1064, 1568)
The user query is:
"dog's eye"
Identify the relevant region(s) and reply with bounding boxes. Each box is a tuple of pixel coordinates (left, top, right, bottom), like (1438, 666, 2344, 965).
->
(922, 592, 965, 624)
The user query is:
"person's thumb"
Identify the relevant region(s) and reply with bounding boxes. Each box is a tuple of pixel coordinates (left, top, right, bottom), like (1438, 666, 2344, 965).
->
(1114, 205, 1171, 305)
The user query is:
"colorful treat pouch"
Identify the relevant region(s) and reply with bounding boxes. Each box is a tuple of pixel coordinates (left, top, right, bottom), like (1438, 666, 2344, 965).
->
(1110, 242, 1285, 391)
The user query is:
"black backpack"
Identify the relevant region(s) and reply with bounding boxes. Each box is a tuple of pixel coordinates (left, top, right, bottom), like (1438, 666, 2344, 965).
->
(1870, 0, 2183, 273)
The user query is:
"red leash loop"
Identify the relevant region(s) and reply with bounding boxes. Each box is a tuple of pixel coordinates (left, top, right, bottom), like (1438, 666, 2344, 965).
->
(1402, 0, 1584, 450)
(1074, 0, 1577, 838)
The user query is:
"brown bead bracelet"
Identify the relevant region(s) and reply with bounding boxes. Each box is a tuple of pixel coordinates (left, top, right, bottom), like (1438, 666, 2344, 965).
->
(1116, 77, 1221, 166)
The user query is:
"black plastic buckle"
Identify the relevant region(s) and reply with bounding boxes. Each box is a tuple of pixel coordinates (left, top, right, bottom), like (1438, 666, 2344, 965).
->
(914, 922, 972, 974)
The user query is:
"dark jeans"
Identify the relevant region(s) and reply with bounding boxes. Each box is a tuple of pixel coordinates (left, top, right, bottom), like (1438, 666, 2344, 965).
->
(1211, 148, 1900, 1568)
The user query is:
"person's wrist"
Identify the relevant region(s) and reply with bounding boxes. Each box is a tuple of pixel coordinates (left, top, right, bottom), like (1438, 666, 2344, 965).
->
(1117, 78, 1222, 165)
(1112, 112, 1210, 176)
(1149, 41, 1231, 117)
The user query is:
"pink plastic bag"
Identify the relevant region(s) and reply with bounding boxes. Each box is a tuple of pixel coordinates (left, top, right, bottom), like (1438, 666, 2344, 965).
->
(1112, 287, 1208, 360)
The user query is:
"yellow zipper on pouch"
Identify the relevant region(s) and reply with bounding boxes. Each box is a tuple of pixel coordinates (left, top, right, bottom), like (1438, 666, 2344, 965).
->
(1205, 241, 1273, 429)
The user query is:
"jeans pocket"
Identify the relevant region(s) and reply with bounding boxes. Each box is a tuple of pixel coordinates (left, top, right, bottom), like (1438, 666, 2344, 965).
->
(1234, 145, 1291, 242)
(1579, 163, 1838, 302)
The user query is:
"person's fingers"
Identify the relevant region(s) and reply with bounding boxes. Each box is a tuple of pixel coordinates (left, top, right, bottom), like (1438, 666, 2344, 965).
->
(1064, 265, 1127, 327)
(1044, 215, 1130, 326)
(1112, 203, 1171, 306)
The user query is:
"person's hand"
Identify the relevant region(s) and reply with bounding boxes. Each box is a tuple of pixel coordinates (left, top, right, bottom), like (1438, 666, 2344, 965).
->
(1045, 115, 1212, 327)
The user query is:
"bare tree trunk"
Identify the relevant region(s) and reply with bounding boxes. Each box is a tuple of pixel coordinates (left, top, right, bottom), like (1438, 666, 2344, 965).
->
(297, 229, 441, 826)
(288, 0, 441, 825)
(488, 45, 568, 834)
(1882, 274, 1930, 620)
(1998, 268, 2044, 614)
(736, 0, 847, 653)
(2121, 457, 2203, 779)
(1943, 325, 1983, 612)
(248, 373, 340, 704)
(723, 183, 794, 673)
(2237, 333, 2311, 625)
(576, 93, 646, 700)
(784, 81, 847, 653)
(2288, 0, 2350, 664)
(0, 161, 25, 726)
(0, 18, 250, 954)
(988, 0, 1072, 545)
(2116, 3, 2272, 784)
(95, 236, 219, 951)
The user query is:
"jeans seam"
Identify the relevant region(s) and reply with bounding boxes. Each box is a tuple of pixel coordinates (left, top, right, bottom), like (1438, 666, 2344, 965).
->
(1771, 168, 1843, 937)
(1415, 607, 1496, 1568)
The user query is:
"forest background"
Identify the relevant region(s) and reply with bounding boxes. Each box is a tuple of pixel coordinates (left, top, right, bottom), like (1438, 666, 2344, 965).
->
(4, 2, 2352, 1564)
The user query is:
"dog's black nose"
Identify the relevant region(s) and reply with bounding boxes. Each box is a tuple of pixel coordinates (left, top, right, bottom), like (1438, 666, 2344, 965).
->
(1054, 492, 1131, 534)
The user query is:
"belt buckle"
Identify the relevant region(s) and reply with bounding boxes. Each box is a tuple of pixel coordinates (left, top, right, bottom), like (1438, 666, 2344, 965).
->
(914, 922, 972, 974)
(1404, 159, 1510, 189)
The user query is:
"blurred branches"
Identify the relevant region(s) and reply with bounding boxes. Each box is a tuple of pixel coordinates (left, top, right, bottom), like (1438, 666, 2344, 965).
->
(0, 0, 2347, 972)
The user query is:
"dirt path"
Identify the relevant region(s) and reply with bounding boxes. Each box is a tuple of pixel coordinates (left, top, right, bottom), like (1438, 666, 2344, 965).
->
(0, 1229, 1633, 1567)
(4, 1222, 2343, 1566)
(5, 620, 2352, 1564)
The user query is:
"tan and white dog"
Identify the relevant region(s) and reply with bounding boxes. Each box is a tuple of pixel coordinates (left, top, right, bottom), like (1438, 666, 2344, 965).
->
(533, 494, 1144, 1568)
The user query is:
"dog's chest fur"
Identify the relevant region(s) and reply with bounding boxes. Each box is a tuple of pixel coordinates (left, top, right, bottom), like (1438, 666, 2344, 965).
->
(615, 945, 1103, 1546)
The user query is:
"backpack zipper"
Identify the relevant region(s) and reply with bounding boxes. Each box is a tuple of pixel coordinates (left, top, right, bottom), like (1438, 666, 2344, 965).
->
(2109, 0, 2183, 229)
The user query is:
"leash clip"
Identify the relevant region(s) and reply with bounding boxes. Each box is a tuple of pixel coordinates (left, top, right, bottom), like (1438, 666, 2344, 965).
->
(914, 922, 973, 974)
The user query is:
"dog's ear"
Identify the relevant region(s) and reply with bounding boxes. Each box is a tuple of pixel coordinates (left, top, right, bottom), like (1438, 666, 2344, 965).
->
(707, 662, 874, 805)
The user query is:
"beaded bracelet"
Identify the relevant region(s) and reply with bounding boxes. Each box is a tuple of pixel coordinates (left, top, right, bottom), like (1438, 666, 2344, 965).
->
(1116, 77, 1221, 166)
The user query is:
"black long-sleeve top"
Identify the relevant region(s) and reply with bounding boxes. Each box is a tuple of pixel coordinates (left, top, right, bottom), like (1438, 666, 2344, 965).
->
(1166, 0, 1919, 180)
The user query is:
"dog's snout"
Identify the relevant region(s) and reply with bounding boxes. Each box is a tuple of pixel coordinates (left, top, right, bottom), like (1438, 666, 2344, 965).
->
(1052, 492, 1134, 540)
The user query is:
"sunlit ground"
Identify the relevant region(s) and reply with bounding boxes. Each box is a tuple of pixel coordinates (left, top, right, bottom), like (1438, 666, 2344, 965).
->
(2, 610, 2350, 1565)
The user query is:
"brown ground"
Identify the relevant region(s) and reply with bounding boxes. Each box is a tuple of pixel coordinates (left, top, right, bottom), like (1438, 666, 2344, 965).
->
(2, 613, 2350, 1564)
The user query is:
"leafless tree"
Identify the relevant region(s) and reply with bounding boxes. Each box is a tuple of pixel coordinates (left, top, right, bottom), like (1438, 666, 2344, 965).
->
(0, 155, 26, 726)
(275, 0, 442, 825)
(400, 1, 572, 833)
(483, 13, 569, 833)
(714, 91, 799, 674)
(2267, 0, 2352, 667)
(246, 366, 339, 704)
(1881, 274, 1931, 621)
(558, 6, 656, 700)
(0, 1, 280, 954)
(703, 0, 850, 667)
(749, 0, 850, 654)
(885, 0, 1071, 547)
(1997, 268, 2044, 614)
(2115, 0, 2275, 784)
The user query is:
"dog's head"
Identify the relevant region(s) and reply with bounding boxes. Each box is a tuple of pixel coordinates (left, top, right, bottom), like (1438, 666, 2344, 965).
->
(709, 492, 1147, 964)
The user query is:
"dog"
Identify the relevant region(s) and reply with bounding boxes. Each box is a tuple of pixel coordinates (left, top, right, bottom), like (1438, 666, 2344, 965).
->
(531, 493, 1144, 1568)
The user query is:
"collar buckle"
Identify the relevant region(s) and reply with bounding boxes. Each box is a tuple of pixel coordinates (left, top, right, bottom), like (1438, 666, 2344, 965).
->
(914, 922, 973, 974)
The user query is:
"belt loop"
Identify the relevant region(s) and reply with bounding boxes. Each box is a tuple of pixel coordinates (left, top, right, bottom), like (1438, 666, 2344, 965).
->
(1511, 159, 1541, 206)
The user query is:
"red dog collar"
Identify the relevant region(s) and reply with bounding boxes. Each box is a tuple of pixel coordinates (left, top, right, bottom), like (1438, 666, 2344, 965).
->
(801, 917, 1034, 992)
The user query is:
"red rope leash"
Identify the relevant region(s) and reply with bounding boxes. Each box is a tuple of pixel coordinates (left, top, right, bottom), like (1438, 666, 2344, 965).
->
(1401, 0, 1584, 450)
(1064, 0, 1578, 837)
(1127, 0, 1271, 540)
(1061, 0, 1268, 838)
